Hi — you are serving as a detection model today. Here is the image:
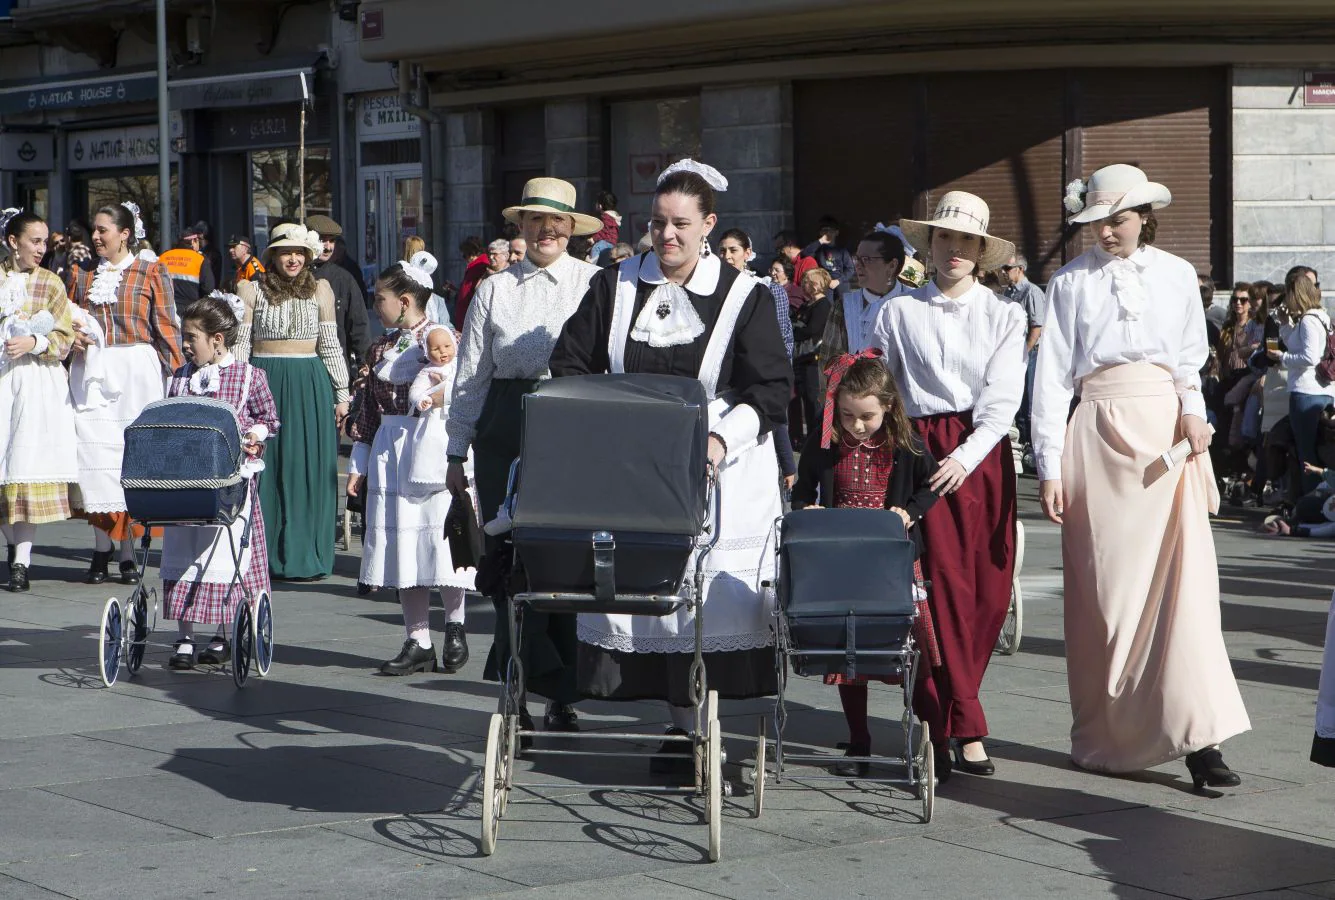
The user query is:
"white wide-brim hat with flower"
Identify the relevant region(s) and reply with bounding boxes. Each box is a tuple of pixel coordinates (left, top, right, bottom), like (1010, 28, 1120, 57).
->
(502, 177, 602, 237)
(265, 223, 323, 256)
(899, 191, 1016, 272)
(1065, 164, 1172, 225)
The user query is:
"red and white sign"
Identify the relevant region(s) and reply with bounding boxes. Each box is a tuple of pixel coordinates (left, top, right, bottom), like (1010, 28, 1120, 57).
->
(1304, 72, 1335, 106)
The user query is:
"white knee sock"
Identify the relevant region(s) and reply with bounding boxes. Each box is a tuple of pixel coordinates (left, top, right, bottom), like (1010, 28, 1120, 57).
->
(439, 586, 466, 624)
(400, 587, 432, 648)
(11, 523, 34, 567)
(176, 620, 194, 651)
(93, 527, 113, 553)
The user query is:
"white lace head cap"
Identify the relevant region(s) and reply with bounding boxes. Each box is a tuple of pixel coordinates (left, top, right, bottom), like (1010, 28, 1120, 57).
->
(402, 250, 437, 290)
(120, 201, 147, 241)
(419, 322, 455, 356)
(657, 159, 729, 192)
(0, 207, 23, 237)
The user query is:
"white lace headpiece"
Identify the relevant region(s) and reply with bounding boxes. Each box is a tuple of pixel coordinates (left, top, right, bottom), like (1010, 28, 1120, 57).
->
(207, 290, 246, 323)
(873, 222, 916, 259)
(657, 159, 729, 192)
(121, 201, 146, 241)
(402, 250, 437, 289)
(0, 208, 23, 236)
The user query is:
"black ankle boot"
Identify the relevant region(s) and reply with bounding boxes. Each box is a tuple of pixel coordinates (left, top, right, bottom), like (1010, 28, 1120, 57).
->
(119, 560, 139, 585)
(86, 550, 112, 585)
(440, 622, 469, 673)
(8, 563, 29, 593)
(378, 639, 438, 676)
(1185, 747, 1241, 790)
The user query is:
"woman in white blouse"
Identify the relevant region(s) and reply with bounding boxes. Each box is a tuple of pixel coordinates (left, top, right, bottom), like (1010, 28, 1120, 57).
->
(444, 177, 602, 735)
(1032, 164, 1250, 790)
(1267, 271, 1335, 483)
(872, 192, 1025, 781)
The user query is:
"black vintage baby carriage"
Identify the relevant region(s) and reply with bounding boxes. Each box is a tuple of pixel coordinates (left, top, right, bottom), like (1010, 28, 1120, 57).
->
(753, 507, 934, 821)
(478, 373, 736, 861)
(97, 397, 273, 689)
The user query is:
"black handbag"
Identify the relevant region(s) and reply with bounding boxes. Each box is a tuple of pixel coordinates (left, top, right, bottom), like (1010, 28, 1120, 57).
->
(445, 489, 483, 572)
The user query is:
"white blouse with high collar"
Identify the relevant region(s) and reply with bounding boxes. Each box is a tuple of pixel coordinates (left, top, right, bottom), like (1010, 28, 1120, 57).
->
(871, 279, 1027, 474)
(1030, 245, 1209, 482)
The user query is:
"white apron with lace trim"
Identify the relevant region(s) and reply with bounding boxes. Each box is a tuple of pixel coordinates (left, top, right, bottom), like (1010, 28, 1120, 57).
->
(576, 256, 780, 654)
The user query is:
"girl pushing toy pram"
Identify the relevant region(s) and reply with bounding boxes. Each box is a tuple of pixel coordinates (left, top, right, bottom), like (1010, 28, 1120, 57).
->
(790, 349, 942, 775)
(160, 293, 279, 670)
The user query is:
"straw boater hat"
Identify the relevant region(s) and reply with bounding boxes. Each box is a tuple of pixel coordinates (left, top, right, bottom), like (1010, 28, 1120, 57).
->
(899, 191, 1016, 272)
(502, 177, 602, 237)
(265, 222, 322, 257)
(1065, 164, 1172, 225)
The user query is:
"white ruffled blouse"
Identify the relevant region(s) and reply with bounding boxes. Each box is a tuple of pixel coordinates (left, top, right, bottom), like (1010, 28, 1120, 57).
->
(1031, 245, 1209, 481)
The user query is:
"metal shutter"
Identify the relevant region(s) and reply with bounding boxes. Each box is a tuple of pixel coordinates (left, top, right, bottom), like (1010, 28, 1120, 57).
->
(923, 71, 1068, 280)
(1074, 69, 1226, 279)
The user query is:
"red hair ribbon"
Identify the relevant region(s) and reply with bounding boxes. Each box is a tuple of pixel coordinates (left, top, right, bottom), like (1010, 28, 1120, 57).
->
(820, 347, 883, 448)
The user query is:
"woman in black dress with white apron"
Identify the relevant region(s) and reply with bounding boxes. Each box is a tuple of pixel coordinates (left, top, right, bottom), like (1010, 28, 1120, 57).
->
(549, 160, 792, 770)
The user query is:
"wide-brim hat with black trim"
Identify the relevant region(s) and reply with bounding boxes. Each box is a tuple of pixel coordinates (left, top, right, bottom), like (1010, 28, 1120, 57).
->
(899, 191, 1015, 272)
(264, 223, 322, 257)
(1065, 164, 1172, 225)
(502, 177, 602, 237)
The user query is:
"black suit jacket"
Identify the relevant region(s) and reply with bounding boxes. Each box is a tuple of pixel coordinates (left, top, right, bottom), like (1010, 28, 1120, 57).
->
(316, 259, 371, 369)
(790, 429, 940, 556)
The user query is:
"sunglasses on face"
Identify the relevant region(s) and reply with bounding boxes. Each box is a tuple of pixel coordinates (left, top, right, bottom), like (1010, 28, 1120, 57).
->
(1233, 296, 1250, 303)
(1000, 265, 1018, 272)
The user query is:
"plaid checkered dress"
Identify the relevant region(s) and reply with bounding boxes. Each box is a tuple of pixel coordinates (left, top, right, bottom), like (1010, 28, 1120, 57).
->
(824, 432, 940, 684)
(162, 359, 281, 625)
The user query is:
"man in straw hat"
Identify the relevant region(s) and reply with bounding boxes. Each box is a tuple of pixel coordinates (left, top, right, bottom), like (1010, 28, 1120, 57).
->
(444, 177, 601, 731)
(872, 190, 1027, 780)
(1032, 164, 1250, 788)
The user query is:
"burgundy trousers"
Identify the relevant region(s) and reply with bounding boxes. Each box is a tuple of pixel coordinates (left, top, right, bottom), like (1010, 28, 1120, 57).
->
(911, 411, 1017, 745)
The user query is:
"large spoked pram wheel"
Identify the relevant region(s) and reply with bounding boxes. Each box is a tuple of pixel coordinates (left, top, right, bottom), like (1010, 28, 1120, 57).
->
(254, 591, 274, 677)
(480, 712, 516, 856)
(916, 722, 935, 824)
(751, 715, 767, 818)
(698, 690, 723, 862)
(98, 596, 124, 687)
(996, 520, 1025, 655)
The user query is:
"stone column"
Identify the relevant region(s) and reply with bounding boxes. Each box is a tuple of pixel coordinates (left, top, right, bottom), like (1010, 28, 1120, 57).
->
(1233, 67, 1335, 286)
(441, 108, 495, 284)
(700, 83, 792, 254)
(545, 98, 603, 212)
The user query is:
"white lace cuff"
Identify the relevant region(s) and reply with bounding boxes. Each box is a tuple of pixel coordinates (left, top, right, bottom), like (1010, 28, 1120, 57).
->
(29, 334, 48, 356)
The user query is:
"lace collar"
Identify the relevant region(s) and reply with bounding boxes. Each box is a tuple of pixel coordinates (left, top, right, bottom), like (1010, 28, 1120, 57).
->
(1091, 246, 1152, 321)
(88, 254, 136, 307)
(187, 353, 236, 395)
(637, 251, 721, 295)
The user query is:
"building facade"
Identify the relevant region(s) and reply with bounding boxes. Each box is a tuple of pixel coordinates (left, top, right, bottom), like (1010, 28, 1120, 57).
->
(358, 0, 1335, 287)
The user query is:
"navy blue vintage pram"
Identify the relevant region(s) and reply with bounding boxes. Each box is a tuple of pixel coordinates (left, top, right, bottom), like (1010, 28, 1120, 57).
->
(752, 507, 935, 822)
(477, 374, 738, 862)
(97, 397, 273, 689)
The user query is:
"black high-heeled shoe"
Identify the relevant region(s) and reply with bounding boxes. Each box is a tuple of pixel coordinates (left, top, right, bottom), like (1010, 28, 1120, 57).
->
(952, 739, 996, 776)
(1185, 747, 1241, 790)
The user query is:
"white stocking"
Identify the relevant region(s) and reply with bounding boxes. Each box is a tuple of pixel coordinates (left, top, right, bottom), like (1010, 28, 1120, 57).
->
(439, 586, 466, 623)
(400, 587, 432, 648)
(10, 523, 34, 566)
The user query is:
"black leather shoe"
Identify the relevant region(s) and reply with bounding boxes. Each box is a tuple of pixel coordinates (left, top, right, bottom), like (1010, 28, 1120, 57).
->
(379, 639, 438, 676)
(197, 638, 231, 666)
(649, 727, 694, 776)
(544, 701, 580, 732)
(833, 742, 871, 778)
(7, 563, 29, 593)
(119, 560, 139, 585)
(86, 550, 112, 585)
(440, 622, 469, 673)
(953, 740, 996, 776)
(1185, 747, 1241, 790)
(1313, 733, 1335, 768)
(169, 639, 196, 670)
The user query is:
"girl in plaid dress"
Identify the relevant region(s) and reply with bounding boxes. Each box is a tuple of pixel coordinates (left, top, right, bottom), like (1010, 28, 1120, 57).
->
(161, 295, 280, 670)
(791, 350, 941, 776)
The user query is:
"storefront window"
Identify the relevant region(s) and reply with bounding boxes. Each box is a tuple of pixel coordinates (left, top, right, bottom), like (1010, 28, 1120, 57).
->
(78, 170, 179, 251)
(609, 97, 701, 244)
(250, 147, 332, 247)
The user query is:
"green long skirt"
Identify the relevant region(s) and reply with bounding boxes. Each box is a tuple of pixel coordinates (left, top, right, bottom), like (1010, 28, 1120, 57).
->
(477, 378, 579, 704)
(253, 355, 337, 579)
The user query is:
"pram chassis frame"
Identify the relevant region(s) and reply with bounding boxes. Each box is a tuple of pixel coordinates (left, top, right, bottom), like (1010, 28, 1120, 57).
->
(756, 516, 935, 823)
(481, 461, 735, 862)
(97, 505, 273, 689)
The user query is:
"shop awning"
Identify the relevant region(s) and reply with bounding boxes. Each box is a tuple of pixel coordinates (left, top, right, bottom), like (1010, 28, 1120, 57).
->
(168, 55, 327, 110)
(0, 70, 157, 116)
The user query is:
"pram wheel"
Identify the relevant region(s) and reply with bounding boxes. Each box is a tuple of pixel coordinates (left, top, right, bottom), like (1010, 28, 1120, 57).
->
(232, 600, 254, 688)
(254, 591, 274, 677)
(996, 521, 1024, 656)
(481, 712, 510, 856)
(126, 589, 151, 676)
(98, 596, 123, 687)
(751, 715, 767, 818)
(917, 722, 935, 824)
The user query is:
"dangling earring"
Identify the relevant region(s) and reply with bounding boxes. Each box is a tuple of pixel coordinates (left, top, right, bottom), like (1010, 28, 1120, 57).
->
(395, 303, 407, 325)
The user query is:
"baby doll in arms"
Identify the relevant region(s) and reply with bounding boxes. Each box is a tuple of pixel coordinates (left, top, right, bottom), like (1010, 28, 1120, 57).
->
(408, 325, 458, 413)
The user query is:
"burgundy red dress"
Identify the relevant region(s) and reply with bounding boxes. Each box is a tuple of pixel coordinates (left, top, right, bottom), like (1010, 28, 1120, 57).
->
(823, 432, 939, 687)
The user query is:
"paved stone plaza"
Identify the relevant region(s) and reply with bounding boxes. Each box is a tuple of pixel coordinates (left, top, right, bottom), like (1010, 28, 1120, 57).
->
(3, 479, 1335, 899)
